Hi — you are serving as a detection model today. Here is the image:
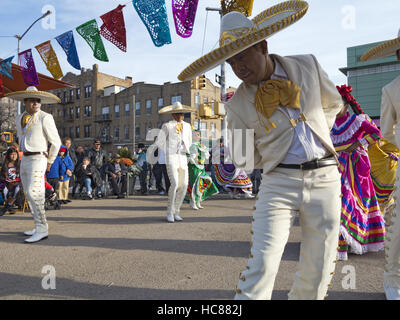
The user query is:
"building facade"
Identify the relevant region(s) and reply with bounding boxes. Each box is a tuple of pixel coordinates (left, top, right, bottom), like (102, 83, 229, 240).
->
(340, 41, 400, 120)
(42, 64, 223, 155)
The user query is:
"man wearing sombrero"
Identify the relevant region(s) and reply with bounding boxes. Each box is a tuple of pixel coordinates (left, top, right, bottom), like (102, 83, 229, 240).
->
(5, 86, 61, 243)
(155, 101, 195, 223)
(179, 1, 343, 299)
(361, 29, 400, 300)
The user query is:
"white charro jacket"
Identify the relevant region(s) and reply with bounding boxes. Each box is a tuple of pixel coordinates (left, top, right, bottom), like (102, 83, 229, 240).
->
(380, 75, 400, 147)
(226, 54, 343, 173)
(16, 109, 61, 164)
(155, 120, 192, 158)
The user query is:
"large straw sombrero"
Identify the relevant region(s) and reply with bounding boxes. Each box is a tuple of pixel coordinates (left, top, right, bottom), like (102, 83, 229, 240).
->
(361, 29, 400, 62)
(178, 0, 309, 81)
(159, 101, 196, 114)
(4, 86, 60, 104)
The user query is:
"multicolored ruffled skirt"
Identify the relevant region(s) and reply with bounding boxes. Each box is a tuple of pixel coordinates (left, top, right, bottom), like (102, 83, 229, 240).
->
(337, 149, 386, 261)
(213, 164, 253, 194)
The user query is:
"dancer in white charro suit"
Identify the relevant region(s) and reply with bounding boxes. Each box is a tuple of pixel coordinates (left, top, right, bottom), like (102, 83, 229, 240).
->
(179, 1, 343, 299)
(6, 86, 61, 243)
(361, 28, 400, 300)
(155, 102, 195, 223)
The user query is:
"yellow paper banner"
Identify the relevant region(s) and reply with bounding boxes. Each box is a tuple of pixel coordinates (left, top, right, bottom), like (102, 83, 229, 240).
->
(35, 40, 63, 80)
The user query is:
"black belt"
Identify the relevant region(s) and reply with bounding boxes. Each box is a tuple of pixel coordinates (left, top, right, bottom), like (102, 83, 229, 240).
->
(277, 156, 337, 171)
(23, 151, 48, 157)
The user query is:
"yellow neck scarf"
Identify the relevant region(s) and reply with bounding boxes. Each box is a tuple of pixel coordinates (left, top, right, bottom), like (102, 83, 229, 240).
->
(176, 123, 183, 134)
(21, 113, 32, 129)
(254, 56, 301, 132)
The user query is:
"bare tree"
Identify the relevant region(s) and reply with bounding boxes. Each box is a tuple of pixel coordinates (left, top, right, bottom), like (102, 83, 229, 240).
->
(0, 97, 18, 132)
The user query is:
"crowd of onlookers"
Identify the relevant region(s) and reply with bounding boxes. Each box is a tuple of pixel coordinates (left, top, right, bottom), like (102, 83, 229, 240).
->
(0, 134, 262, 216)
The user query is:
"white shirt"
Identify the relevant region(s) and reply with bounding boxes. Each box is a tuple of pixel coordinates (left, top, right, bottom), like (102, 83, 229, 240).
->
(271, 58, 328, 164)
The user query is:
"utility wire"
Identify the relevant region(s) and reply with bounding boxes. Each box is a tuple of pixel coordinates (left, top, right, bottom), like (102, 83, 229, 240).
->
(201, 10, 209, 56)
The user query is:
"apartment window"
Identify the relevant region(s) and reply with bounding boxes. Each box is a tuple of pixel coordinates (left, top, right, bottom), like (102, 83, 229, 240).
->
(69, 107, 74, 119)
(70, 89, 74, 101)
(135, 102, 141, 116)
(58, 109, 62, 118)
(84, 125, 91, 138)
(125, 103, 130, 117)
(63, 91, 67, 103)
(75, 126, 80, 138)
(69, 127, 74, 139)
(146, 99, 152, 115)
(63, 108, 67, 118)
(171, 95, 182, 104)
(76, 106, 80, 119)
(84, 85, 92, 98)
(158, 97, 164, 110)
(124, 125, 130, 140)
(115, 105, 120, 118)
(114, 127, 119, 141)
(135, 125, 140, 139)
(76, 87, 81, 99)
(84, 105, 92, 117)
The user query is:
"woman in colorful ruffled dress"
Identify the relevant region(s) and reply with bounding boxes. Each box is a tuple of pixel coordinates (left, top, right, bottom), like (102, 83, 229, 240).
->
(331, 85, 386, 260)
(186, 130, 219, 210)
(212, 140, 254, 199)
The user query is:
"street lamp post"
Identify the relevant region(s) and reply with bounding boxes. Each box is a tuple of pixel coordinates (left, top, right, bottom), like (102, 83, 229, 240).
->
(15, 10, 52, 55)
(205, 7, 227, 141)
(14, 10, 52, 115)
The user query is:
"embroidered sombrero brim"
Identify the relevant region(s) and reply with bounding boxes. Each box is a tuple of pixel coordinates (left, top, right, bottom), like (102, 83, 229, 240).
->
(178, 0, 309, 82)
(159, 104, 196, 114)
(360, 36, 400, 61)
(5, 89, 60, 104)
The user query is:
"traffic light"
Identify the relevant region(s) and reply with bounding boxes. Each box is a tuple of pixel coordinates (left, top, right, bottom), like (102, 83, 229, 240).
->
(199, 74, 206, 90)
(190, 77, 198, 90)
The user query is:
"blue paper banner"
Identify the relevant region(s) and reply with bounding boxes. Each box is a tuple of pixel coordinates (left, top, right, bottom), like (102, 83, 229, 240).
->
(55, 31, 81, 71)
(0, 56, 14, 80)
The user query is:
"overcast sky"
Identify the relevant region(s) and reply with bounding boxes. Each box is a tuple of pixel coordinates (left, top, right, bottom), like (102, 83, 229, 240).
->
(0, 0, 399, 90)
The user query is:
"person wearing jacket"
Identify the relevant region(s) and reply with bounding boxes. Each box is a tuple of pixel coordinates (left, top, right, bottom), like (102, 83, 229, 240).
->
(154, 102, 195, 223)
(105, 154, 127, 199)
(57, 145, 74, 204)
(87, 139, 107, 198)
(6, 86, 62, 243)
(361, 28, 400, 300)
(75, 157, 102, 199)
(179, 3, 342, 299)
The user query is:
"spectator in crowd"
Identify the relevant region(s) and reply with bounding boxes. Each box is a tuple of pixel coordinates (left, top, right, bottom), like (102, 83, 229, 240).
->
(46, 152, 61, 202)
(63, 137, 77, 199)
(249, 169, 262, 195)
(105, 154, 127, 199)
(153, 146, 170, 195)
(75, 157, 102, 199)
(57, 145, 74, 204)
(71, 145, 86, 198)
(134, 143, 148, 195)
(87, 139, 108, 198)
(0, 147, 22, 216)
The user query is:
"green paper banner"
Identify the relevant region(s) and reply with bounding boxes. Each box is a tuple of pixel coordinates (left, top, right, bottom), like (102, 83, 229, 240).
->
(76, 19, 109, 62)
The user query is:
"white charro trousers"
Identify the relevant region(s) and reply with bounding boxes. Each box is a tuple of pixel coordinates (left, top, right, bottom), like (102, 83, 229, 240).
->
(384, 169, 400, 289)
(166, 154, 189, 215)
(20, 155, 48, 233)
(235, 165, 341, 300)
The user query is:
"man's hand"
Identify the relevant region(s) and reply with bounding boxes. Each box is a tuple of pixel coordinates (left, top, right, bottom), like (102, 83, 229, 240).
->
(112, 174, 117, 179)
(344, 141, 362, 153)
(46, 163, 52, 171)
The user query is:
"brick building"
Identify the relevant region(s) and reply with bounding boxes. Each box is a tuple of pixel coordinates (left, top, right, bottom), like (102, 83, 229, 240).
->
(43, 64, 224, 155)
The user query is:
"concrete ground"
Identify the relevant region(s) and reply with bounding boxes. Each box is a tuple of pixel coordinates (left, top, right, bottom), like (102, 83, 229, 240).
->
(0, 193, 386, 300)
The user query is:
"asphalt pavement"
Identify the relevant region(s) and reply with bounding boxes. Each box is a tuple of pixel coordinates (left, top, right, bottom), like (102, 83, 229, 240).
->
(0, 193, 386, 300)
